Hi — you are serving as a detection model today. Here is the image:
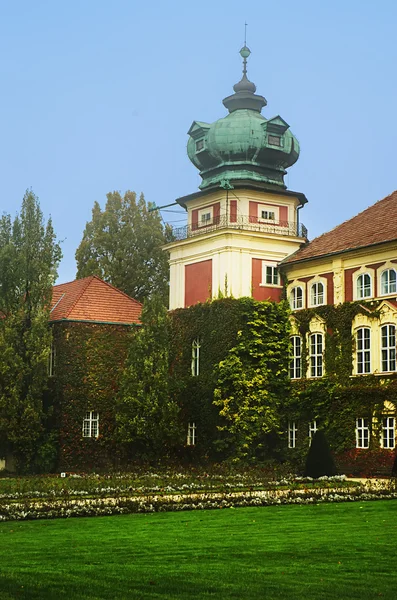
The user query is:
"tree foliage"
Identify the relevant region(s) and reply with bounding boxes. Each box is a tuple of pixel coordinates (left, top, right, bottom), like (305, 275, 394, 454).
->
(75, 191, 173, 305)
(116, 296, 180, 459)
(0, 191, 62, 472)
(213, 300, 291, 461)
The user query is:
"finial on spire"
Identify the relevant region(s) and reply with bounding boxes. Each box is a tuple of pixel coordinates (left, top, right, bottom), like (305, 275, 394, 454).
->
(239, 23, 251, 78)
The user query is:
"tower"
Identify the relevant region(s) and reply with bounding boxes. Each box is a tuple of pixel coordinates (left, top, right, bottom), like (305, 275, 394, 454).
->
(165, 45, 308, 309)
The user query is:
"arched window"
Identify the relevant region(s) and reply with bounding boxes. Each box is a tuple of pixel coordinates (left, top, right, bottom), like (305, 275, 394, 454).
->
(356, 327, 371, 374)
(356, 273, 372, 299)
(289, 286, 303, 310)
(381, 269, 397, 295)
(289, 336, 302, 379)
(381, 325, 396, 372)
(309, 333, 323, 377)
(310, 282, 325, 306)
(191, 338, 201, 376)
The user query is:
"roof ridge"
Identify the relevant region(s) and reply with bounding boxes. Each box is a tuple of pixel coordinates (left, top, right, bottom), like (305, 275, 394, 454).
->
(90, 275, 143, 307)
(53, 275, 95, 289)
(64, 276, 95, 318)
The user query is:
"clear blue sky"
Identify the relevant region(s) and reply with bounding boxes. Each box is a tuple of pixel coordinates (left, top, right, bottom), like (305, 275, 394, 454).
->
(1, 0, 397, 284)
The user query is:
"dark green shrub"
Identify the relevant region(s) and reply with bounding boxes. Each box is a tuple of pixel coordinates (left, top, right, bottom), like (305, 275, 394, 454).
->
(304, 430, 336, 478)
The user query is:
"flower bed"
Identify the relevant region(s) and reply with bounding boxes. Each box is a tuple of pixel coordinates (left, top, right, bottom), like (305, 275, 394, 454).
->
(0, 474, 396, 522)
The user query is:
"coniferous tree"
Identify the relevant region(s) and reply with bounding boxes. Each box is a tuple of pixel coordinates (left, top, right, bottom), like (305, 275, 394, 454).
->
(116, 295, 180, 459)
(304, 430, 336, 478)
(75, 191, 173, 305)
(0, 191, 62, 472)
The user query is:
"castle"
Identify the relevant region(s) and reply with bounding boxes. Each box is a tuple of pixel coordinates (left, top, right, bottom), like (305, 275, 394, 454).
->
(3, 45, 397, 474)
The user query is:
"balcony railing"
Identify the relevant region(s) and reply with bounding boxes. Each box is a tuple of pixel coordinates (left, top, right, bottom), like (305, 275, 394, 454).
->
(172, 215, 308, 241)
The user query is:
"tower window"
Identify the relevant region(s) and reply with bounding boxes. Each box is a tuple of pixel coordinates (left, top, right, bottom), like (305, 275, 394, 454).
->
(261, 210, 275, 220)
(196, 139, 204, 152)
(262, 263, 279, 286)
(268, 135, 281, 146)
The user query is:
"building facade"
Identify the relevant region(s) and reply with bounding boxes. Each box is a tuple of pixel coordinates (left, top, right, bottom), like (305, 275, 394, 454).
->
(165, 46, 397, 472)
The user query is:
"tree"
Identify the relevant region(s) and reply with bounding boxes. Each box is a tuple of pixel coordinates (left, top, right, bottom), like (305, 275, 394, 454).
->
(75, 191, 173, 305)
(116, 295, 180, 460)
(304, 430, 336, 478)
(213, 300, 291, 461)
(0, 190, 62, 472)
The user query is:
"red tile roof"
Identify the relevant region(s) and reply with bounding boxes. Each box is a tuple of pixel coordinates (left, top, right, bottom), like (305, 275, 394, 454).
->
(283, 190, 397, 265)
(50, 276, 142, 324)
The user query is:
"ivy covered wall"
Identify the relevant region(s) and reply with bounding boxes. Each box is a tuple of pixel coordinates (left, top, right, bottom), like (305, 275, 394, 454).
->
(52, 321, 134, 471)
(285, 301, 397, 475)
(50, 298, 397, 475)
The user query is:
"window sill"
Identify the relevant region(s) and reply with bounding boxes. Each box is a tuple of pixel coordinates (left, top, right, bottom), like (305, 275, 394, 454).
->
(259, 283, 282, 288)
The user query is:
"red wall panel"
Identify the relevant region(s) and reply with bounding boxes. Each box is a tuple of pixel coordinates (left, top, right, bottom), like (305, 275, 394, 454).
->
(230, 200, 237, 223)
(185, 260, 212, 307)
(344, 267, 360, 302)
(319, 272, 334, 305)
(249, 201, 288, 224)
(251, 258, 283, 302)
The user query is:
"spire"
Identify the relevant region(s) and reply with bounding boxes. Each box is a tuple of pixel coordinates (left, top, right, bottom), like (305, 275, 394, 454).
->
(223, 43, 267, 113)
(233, 45, 257, 94)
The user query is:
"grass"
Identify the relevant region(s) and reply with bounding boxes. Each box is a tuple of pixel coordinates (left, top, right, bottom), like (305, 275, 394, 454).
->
(0, 500, 396, 599)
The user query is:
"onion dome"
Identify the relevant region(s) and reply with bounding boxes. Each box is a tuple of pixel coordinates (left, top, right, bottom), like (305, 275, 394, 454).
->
(187, 46, 300, 190)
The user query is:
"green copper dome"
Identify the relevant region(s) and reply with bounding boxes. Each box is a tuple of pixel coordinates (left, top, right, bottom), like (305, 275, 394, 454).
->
(187, 46, 300, 190)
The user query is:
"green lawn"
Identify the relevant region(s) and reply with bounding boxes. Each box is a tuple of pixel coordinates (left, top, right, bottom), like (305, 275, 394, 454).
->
(0, 501, 396, 599)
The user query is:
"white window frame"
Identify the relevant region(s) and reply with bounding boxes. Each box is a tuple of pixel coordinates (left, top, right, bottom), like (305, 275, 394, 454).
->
(48, 340, 56, 377)
(356, 417, 369, 449)
(309, 333, 323, 377)
(261, 263, 280, 286)
(191, 338, 201, 376)
(82, 411, 99, 438)
(258, 205, 279, 223)
(290, 286, 304, 310)
(381, 417, 395, 449)
(288, 421, 297, 448)
(380, 269, 397, 296)
(290, 336, 302, 379)
(198, 206, 213, 227)
(356, 273, 372, 300)
(309, 420, 318, 443)
(195, 138, 205, 152)
(356, 327, 371, 374)
(381, 324, 396, 372)
(309, 282, 325, 307)
(187, 422, 197, 446)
